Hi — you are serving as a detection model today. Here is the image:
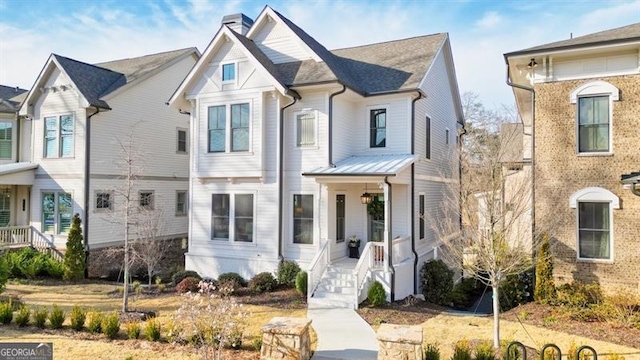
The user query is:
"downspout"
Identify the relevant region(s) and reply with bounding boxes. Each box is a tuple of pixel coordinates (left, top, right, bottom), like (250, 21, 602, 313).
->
(15, 112, 20, 163)
(328, 84, 346, 167)
(505, 63, 536, 244)
(410, 92, 422, 294)
(278, 92, 300, 260)
(83, 107, 100, 278)
(384, 176, 395, 302)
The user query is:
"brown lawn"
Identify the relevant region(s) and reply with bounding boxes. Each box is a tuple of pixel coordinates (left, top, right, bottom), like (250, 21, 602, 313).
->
(0, 280, 311, 360)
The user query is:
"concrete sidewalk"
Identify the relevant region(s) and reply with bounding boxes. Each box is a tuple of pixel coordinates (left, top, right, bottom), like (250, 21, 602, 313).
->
(307, 307, 378, 360)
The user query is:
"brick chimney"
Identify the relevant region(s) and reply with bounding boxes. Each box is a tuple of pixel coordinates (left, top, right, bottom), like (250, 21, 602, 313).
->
(221, 13, 253, 35)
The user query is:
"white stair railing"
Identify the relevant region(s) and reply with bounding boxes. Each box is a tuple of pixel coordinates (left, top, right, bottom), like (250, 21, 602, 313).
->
(30, 227, 63, 262)
(307, 239, 330, 301)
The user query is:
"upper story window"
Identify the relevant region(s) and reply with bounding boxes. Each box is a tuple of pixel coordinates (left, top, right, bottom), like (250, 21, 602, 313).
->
(419, 194, 425, 240)
(44, 114, 74, 158)
(425, 117, 431, 159)
(208, 103, 250, 153)
(222, 63, 235, 82)
(445, 128, 450, 145)
(296, 111, 316, 147)
(570, 81, 619, 154)
(231, 104, 249, 151)
(177, 128, 188, 154)
(0, 122, 12, 159)
(370, 109, 386, 148)
(42, 191, 72, 234)
(570, 187, 619, 262)
(578, 96, 609, 152)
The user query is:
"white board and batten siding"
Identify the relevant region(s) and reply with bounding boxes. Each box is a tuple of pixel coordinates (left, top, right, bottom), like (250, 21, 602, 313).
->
(252, 19, 314, 64)
(413, 42, 461, 262)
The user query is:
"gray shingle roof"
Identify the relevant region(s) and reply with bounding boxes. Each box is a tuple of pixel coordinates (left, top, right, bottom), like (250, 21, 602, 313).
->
(268, 8, 446, 95)
(0, 85, 27, 113)
(51, 48, 196, 109)
(506, 22, 640, 56)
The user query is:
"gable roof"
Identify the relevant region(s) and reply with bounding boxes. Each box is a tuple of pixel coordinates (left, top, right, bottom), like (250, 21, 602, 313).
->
(22, 48, 197, 114)
(506, 22, 640, 57)
(0, 85, 27, 113)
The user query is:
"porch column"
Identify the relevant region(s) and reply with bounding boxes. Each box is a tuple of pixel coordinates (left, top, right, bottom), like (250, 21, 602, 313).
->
(383, 181, 392, 272)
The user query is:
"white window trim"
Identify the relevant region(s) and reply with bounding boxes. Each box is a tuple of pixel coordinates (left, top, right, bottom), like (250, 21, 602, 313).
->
(175, 190, 188, 216)
(571, 81, 619, 155)
(94, 190, 114, 212)
(139, 190, 155, 210)
(221, 62, 237, 84)
(210, 192, 256, 244)
(366, 105, 389, 150)
(570, 187, 618, 263)
(0, 120, 14, 160)
(41, 190, 73, 235)
(290, 191, 316, 246)
(176, 127, 188, 154)
(294, 109, 318, 149)
(43, 113, 75, 159)
(206, 100, 253, 154)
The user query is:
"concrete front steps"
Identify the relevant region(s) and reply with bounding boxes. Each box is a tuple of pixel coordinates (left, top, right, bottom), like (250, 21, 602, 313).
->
(308, 265, 358, 309)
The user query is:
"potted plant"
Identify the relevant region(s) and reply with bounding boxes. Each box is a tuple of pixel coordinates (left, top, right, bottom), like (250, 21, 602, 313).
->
(348, 235, 360, 258)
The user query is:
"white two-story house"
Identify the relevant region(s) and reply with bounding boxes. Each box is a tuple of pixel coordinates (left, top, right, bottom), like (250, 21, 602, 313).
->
(7, 48, 198, 273)
(170, 6, 463, 307)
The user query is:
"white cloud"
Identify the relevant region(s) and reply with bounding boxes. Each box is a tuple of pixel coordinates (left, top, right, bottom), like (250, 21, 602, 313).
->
(476, 11, 503, 30)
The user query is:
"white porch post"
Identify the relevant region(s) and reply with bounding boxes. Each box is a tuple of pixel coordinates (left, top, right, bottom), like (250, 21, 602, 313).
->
(383, 181, 390, 272)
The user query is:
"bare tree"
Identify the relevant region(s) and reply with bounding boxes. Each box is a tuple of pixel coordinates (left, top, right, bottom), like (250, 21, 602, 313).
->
(133, 207, 170, 287)
(435, 93, 552, 349)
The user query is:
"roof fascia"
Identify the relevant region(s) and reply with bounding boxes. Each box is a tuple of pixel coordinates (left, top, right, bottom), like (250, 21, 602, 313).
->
(19, 55, 90, 116)
(103, 48, 200, 101)
(169, 27, 289, 108)
(504, 38, 640, 61)
(246, 6, 322, 62)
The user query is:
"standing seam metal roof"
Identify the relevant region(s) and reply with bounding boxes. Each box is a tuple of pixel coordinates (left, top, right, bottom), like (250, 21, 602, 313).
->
(303, 154, 416, 176)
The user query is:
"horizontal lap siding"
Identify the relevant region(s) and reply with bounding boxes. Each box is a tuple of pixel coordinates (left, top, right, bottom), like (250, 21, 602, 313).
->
(414, 46, 461, 249)
(352, 96, 411, 156)
(331, 97, 357, 163)
(88, 179, 188, 248)
(189, 180, 279, 260)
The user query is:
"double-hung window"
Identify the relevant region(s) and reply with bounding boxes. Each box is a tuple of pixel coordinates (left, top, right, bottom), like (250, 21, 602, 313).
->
(42, 191, 72, 234)
(578, 202, 611, 260)
(176, 191, 187, 216)
(0, 188, 10, 227)
(425, 117, 431, 159)
(208, 103, 250, 153)
(231, 104, 249, 151)
(370, 109, 386, 148)
(293, 194, 314, 244)
(44, 115, 74, 158)
(211, 193, 254, 242)
(0, 122, 12, 159)
(177, 128, 187, 153)
(578, 96, 609, 152)
(296, 111, 316, 147)
(208, 106, 226, 152)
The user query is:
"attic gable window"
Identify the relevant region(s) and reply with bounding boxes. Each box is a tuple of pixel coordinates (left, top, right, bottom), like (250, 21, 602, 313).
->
(44, 114, 74, 158)
(222, 63, 235, 82)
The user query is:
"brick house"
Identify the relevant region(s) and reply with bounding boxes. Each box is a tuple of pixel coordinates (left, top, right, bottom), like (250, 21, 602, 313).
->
(505, 23, 640, 292)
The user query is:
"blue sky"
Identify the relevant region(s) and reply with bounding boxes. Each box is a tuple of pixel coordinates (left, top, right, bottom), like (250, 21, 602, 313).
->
(1, 0, 639, 107)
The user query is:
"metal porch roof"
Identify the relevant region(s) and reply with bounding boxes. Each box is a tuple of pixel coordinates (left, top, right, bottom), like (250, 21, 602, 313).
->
(302, 154, 415, 177)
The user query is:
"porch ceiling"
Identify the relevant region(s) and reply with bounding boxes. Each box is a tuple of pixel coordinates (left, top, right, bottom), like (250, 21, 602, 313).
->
(302, 154, 415, 178)
(0, 162, 38, 185)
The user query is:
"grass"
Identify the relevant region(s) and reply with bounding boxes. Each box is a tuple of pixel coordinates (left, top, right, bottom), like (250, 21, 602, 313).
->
(1, 280, 311, 359)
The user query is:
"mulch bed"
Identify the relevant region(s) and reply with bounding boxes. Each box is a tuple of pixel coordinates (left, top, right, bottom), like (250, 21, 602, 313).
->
(357, 297, 640, 350)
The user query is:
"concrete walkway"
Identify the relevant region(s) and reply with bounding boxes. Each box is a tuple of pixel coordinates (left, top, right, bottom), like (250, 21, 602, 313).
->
(307, 307, 378, 360)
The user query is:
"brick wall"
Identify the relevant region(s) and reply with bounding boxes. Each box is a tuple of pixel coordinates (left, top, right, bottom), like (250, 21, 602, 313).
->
(534, 74, 640, 293)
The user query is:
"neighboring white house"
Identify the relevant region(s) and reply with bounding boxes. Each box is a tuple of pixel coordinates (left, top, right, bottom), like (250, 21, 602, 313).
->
(9, 48, 198, 261)
(170, 6, 464, 307)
